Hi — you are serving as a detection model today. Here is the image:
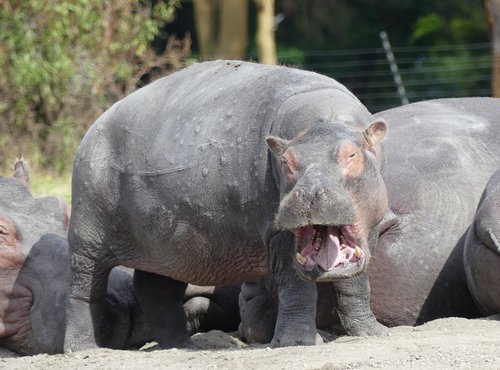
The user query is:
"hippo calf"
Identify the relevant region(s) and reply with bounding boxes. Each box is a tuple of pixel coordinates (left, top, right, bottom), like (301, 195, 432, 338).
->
(464, 169, 500, 315)
(240, 98, 500, 342)
(65, 60, 389, 351)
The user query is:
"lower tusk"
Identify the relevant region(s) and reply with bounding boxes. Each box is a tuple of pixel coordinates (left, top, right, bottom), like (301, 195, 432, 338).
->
(354, 246, 362, 258)
(296, 252, 307, 265)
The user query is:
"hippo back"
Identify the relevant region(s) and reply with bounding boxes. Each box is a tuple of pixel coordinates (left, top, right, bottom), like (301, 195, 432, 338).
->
(71, 60, 376, 284)
(370, 98, 500, 325)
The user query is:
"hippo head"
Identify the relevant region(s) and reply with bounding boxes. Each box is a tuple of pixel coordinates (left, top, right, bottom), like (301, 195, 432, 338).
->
(267, 119, 389, 282)
(0, 160, 70, 265)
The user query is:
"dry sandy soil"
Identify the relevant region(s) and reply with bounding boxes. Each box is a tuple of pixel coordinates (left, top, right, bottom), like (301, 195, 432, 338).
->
(1, 316, 499, 369)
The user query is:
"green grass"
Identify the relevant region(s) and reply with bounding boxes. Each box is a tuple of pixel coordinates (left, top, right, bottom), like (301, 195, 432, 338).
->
(30, 171, 72, 204)
(1, 164, 72, 204)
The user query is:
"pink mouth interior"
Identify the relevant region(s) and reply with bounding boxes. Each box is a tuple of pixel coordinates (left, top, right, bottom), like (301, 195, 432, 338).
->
(295, 225, 364, 271)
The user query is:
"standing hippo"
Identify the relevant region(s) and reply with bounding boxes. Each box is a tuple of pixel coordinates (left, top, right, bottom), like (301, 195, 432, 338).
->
(464, 169, 500, 316)
(240, 98, 500, 342)
(65, 60, 390, 351)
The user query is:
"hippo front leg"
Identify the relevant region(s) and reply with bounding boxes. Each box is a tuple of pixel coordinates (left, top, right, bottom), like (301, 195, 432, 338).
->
(332, 272, 386, 336)
(269, 232, 321, 347)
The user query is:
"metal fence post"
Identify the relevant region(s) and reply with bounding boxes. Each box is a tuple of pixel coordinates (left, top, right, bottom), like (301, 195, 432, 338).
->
(379, 31, 409, 105)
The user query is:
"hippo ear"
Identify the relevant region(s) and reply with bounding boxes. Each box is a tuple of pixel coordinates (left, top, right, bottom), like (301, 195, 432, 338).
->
(266, 136, 291, 156)
(13, 158, 30, 188)
(363, 119, 387, 146)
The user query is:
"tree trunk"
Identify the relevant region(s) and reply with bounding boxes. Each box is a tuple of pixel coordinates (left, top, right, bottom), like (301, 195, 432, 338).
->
(193, 0, 216, 60)
(487, 0, 500, 97)
(217, 0, 248, 59)
(255, 0, 277, 64)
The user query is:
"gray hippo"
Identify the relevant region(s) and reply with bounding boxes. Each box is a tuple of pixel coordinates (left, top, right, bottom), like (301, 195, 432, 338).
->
(65, 60, 390, 351)
(0, 160, 240, 354)
(240, 98, 500, 343)
(0, 160, 152, 354)
(464, 169, 500, 316)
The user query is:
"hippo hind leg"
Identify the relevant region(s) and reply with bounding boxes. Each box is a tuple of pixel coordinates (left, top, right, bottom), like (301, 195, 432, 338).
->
(133, 270, 194, 348)
(64, 234, 116, 352)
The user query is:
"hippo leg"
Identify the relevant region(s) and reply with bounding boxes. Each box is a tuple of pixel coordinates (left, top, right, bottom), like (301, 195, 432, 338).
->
(269, 232, 321, 347)
(64, 246, 115, 352)
(332, 272, 386, 336)
(238, 278, 278, 343)
(133, 270, 192, 348)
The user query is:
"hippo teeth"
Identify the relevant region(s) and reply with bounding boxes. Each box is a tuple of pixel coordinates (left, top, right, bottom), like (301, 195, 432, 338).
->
(294, 224, 364, 272)
(296, 252, 307, 265)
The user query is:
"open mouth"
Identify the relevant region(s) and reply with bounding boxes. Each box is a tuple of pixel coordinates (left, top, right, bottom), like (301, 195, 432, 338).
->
(294, 224, 365, 279)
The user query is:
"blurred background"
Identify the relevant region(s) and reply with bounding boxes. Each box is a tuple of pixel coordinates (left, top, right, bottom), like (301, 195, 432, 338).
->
(0, 0, 497, 200)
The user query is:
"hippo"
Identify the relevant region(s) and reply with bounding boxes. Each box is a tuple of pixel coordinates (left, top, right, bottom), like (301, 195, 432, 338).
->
(240, 98, 500, 342)
(464, 169, 500, 316)
(0, 160, 241, 354)
(0, 160, 150, 354)
(64, 60, 390, 351)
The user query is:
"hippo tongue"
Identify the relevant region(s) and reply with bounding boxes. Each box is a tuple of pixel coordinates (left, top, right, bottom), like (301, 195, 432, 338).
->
(295, 225, 363, 271)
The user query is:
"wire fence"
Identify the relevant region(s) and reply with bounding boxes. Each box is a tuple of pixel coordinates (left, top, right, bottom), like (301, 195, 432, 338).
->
(276, 42, 493, 113)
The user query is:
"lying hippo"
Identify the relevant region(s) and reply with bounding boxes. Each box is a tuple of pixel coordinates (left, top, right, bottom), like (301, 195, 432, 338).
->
(464, 169, 500, 315)
(65, 60, 390, 351)
(0, 160, 151, 354)
(240, 98, 500, 342)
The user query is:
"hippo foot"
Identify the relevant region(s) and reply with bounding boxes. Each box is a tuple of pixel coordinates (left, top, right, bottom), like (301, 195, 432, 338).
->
(64, 337, 99, 353)
(64, 297, 103, 353)
(270, 330, 323, 348)
(343, 318, 387, 337)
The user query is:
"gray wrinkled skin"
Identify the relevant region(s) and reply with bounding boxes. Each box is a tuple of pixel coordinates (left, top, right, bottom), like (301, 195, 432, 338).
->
(0, 162, 152, 354)
(464, 169, 500, 315)
(240, 98, 500, 342)
(0, 161, 240, 355)
(65, 60, 389, 351)
(369, 98, 498, 326)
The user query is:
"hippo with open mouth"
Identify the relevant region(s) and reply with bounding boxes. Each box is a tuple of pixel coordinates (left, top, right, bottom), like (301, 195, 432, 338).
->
(240, 97, 500, 342)
(64, 60, 391, 351)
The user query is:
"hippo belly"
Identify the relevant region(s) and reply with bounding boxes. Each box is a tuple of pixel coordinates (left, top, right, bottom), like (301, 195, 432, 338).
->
(103, 154, 272, 285)
(116, 200, 270, 285)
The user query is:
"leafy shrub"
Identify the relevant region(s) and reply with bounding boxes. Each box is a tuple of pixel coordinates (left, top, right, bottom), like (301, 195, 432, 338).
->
(0, 0, 190, 173)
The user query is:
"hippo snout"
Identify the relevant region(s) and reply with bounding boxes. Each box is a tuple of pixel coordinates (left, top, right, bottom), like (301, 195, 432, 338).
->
(275, 184, 357, 230)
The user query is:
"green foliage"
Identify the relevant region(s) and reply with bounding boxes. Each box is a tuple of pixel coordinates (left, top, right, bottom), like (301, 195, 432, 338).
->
(271, 0, 489, 111)
(404, 2, 489, 104)
(276, 47, 306, 67)
(0, 0, 184, 173)
(411, 3, 487, 45)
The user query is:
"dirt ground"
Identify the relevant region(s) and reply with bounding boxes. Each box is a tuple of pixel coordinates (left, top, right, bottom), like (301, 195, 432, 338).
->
(1, 316, 499, 369)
